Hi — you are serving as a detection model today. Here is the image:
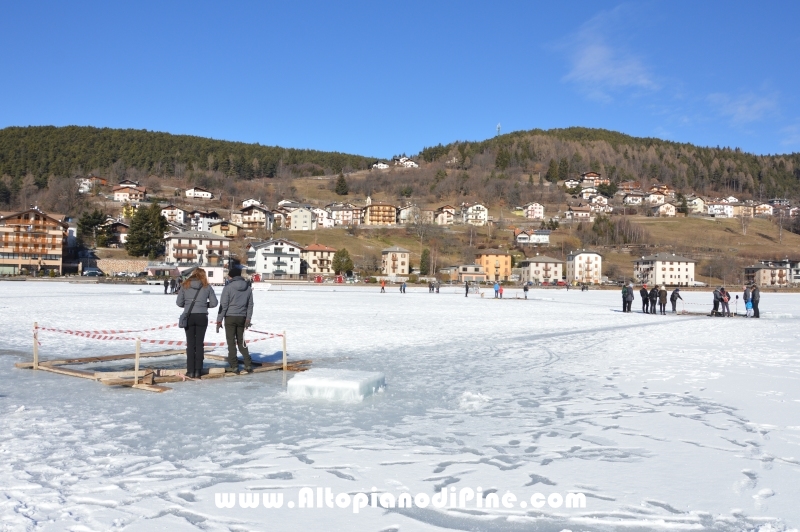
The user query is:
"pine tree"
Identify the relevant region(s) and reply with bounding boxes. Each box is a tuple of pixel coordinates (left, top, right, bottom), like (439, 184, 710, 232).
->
(77, 209, 106, 247)
(558, 157, 570, 181)
(420, 248, 430, 275)
(335, 173, 349, 195)
(126, 203, 168, 259)
(545, 159, 559, 182)
(332, 248, 354, 275)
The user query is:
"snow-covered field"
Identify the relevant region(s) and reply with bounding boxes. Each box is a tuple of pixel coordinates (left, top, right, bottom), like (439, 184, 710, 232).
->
(1, 281, 799, 532)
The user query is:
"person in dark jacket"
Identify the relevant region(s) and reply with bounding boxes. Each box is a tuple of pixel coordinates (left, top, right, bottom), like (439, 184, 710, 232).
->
(465, 281, 469, 297)
(742, 285, 751, 317)
(720, 287, 731, 317)
(712, 287, 721, 316)
(625, 282, 634, 312)
(670, 288, 683, 313)
(640, 285, 649, 313)
(216, 267, 254, 374)
(751, 284, 760, 318)
(648, 286, 658, 314)
(177, 268, 218, 378)
(164, 278, 169, 294)
(523, 283, 529, 299)
(658, 285, 667, 315)
(621, 284, 629, 312)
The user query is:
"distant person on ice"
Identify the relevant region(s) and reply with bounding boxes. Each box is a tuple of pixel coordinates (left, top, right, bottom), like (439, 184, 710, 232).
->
(380, 279, 385, 293)
(625, 282, 634, 312)
(499, 285, 504, 299)
(177, 268, 218, 379)
(164, 278, 169, 294)
(523, 283, 529, 299)
(640, 284, 649, 313)
(494, 282, 500, 298)
(751, 284, 760, 318)
(648, 286, 658, 314)
(742, 285, 751, 317)
(711, 287, 722, 316)
(216, 267, 254, 374)
(670, 288, 682, 313)
(658, 285, 667, 315)
(465, 281, 469, 297)
(720, 287, 731, 317)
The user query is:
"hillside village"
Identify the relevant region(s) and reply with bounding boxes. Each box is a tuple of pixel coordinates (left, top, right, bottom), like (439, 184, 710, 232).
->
(4, 160, 800, 289)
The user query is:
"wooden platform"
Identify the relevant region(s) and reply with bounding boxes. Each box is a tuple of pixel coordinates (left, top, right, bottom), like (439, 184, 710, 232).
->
(16, 347, 311, 393)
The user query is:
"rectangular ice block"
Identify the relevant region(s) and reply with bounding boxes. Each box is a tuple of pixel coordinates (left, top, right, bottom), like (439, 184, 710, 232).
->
(287, 368, 386, 402)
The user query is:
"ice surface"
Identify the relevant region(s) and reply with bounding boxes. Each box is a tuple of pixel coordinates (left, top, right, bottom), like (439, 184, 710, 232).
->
(287, 368, 386, 402)
(1, 282, 800, 531)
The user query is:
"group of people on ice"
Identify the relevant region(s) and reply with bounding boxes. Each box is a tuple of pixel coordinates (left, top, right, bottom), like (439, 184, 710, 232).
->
(711, 285, 760, 318)
(621, 284, 682, 314)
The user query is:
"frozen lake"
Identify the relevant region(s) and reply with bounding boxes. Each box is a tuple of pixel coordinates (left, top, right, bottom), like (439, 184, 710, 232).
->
(1, 281, 799, 531)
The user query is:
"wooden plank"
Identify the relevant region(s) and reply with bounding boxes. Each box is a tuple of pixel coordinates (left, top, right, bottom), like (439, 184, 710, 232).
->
(132, 383, 171, 393)
(40, 349, 186, 367)
(15, 362, 34, 369)
(38, 365, 98, 380)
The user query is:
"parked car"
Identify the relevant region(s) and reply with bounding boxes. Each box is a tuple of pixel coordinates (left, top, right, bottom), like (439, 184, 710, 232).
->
(556, 280, 566, 286)
(82, 267, 103, 276)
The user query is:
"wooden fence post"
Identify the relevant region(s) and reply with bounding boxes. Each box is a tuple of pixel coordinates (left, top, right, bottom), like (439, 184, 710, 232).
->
(134, 338, 141, 385)
(282, 330, 287, 372)
(33, 322, 39, 370)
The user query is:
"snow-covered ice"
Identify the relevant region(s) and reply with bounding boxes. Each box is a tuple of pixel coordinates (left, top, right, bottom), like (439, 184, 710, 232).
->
(1, 281, 799, 531)
(287, 368, 386, 402)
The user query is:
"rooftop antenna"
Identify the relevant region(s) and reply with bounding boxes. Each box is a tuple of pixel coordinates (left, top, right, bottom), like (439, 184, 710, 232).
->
(496, 123, 501, 136)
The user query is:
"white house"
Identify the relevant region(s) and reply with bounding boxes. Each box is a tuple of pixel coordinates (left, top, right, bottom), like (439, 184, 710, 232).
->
(328, 204, 362, 226)
(382, 246, 410, 276)
(523, 202, 545, 220)
(564, 179, 581, 189)
(645, 192, 665, 205)
(161, 204, 187, 225)
(434, 205, 456, 225)
(242, 198, 263, 208)
(113, 186, 146, 203)
(188, 210, 220, 232)
(164, 230, 231, 277)
(623, 192, 645, 205)
(231, 205, 274, 234)
(312, 208, 334, 228)
(288, 207, 316, 231)
(565, 204, 593, 221)
(686, 196, 706, 214)
(566, 250, 602, 285)
(399, 160, 419, 168)
(185, 187, 214, 199)
(651, 203, 677, 217)
(372, 162, 390, 170)
(707, 203, 734, 218)
(461, 203, 489, 226)
(633, 252, 696, 287)
(515, 229, 551, 246)
(397, 204, 420, 224)
(753, 203, 774, 217)
(580, 187, 598, 200)
(248, 239, 303, 279)
(116, 179, 139, 188)
(721, 196, 739, 204)
(519, 255, 563, 285)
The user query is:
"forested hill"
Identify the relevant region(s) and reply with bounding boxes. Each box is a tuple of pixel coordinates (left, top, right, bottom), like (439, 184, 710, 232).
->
(419, 127, 800, 198)
(0, 126, 374, 182)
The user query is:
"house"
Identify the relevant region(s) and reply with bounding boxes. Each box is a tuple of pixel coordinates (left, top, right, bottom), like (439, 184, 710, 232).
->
(164, 230, 231, 278)
(372, 162, 390, 170)
(434, 205, 456, 225)
(104, 221, 130, 246)
(397, 204, 420, 225)
(113, 186, 147, 203)
(242, 198, 263, 208)
(161, 204, 188, 225)
(651, 203, 677, 217)
(580, 172, 610, 187)
(116, 179, 139, 188)
(522, 202, 545, 220)
(247, 239, 303, 279)
(707, 203, 733, 218)
(328, 203, 362, 226)
(753, 203, 774, 217)
(730, 203, 753, 217)
(302, 243, 337, 276)
(649, 184, 675, 197)
(623, 192, 645, 205)
(88, 176, 108, 187)
(187, 210, 220, 232)
(312, 208, 334, 228)
(209, 220, 243, 238)
(421, 210, 435, 224)
(231, 205, 274, 234)
(758, 259, 800, 284)
(0, 208, 68, 275)
(475, 249, 512, 282)
(461, 203, 489, 226)
(185, 187, 214, 199)
(457, 264, 488, 283)
(744, 264, 789, 288)
(564, 179, 581, 189)
(618, 180, 642, 193)
(633, 252, 697, 287)
(566, 250, 602, 285)
(768, 198, 790, 207)
(382, 246, 410, 276)
(515, 229, 551, 246)
(565, 204, 593, 221)
(580, 187, 598, 200)
(720, 196, 739, 204)
(686, 196, 706, 214)
(519, 255, 563, 285)
(392, 156, 418, 168)
(363, 198, 397, 226)
(645, 192, 665, 205)
(288, 207, 316, 231)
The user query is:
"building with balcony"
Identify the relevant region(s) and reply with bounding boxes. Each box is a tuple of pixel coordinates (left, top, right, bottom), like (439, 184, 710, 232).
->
(363, 198, 397, 226)
(0, 208, 68, 275)
(302, 243, 337, 275)
(248, 238, 302, 279)
(519, 255, 563, 284)
(457, 264, 488, 283)
(461, 203, 489, 226)
(745, 264, 790, 287)
(522, 202, 545, 220)
(633, 252, 696, 287)
(165, 231, 230, 271)
(231, 205, 274, 234)
(381, 246, 410, 276)
(161, 204, 188, 225)
(566, 250, 602, 285)
(209, 220, 243, 238)
(475, 249, 512, 282)
(113, 186, 147, 203)
(328, 203, 362, 226)
(434, 205, 456, 225)
(289, 207, 316, 231)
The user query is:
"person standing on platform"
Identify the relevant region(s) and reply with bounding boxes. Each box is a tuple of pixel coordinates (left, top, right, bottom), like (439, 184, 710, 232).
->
(177, 268, 218, 379)
(640, 284, 649, 313)
(216, 267, 254, 374)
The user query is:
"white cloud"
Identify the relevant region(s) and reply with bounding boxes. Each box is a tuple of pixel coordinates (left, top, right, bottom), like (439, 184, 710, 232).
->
(707, 92, 778, 125)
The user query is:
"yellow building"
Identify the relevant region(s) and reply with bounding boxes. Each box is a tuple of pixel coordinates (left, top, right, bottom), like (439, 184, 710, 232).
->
(475, 249, 512, 281)
(0, 208, 68, 274)
(210, 220, 242, 238)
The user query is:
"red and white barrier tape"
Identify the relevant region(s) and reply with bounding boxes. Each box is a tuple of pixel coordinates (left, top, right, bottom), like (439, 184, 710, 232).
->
(35, 323, 183, 336)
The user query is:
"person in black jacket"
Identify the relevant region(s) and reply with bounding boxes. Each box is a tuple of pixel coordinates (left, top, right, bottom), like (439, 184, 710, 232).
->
(751, 284, 761, 318)
(177, 268, 218, 378)
(648, 286, 658, 314)
(640, 285, 649, 313)
(670, 288, 683, 313)
(712, 287, 721, 316)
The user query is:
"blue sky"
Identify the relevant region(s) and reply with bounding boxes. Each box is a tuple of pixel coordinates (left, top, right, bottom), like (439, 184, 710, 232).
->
(2, 1, 799, 158)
